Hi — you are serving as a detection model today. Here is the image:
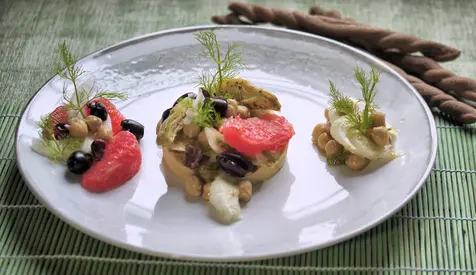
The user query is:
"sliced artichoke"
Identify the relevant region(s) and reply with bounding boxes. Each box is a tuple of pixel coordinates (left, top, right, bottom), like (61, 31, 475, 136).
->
(219, 78, 281, 111)
(166, 134, 194, 152)
(157, 102, 188, 147)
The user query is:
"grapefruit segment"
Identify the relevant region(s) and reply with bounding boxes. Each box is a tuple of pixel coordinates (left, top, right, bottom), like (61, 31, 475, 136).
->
(219, 114, 295, 156)
(81, 131, 142, 192)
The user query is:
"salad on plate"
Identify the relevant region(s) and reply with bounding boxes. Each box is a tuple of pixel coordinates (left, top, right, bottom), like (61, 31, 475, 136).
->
(156, 29, 295, 224)
(32, 42, 145, 192)
(312, 67, 401, 171)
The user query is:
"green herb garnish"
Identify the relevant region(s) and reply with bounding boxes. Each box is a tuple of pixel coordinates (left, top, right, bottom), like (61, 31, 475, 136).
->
(329, 66, 381, 135)
(177, 92, 222, 129)
(36, 114, 54, 141)
(354, 66, 380, 133)
(54, 41, 127, 118)
(35, 115, 84, 162)
(37, 138, 84, 163)
(194, 29, 245, 96)
(329, 81, 362, 129)
(193, 99, 222, 128)
(327, 150, 350, 165)
(35, 41, 128, 162)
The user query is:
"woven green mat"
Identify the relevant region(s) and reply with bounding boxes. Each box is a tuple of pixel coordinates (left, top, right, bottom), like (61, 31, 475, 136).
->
(1, 0, 476, 274)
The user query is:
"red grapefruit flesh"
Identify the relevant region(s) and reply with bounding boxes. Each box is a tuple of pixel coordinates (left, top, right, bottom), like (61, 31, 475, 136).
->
(81, 131, 142, 192)
(219, 114, 295, 156)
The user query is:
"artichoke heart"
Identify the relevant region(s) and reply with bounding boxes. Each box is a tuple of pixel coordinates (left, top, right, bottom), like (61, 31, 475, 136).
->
(219, 78, 281, 111)
(157, 102, 188, 147)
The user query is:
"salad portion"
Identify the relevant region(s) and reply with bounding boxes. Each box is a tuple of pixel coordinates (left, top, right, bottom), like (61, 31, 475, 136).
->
(32, 42, 145, 192)
(156, 29, 295, 224)
(312, 67, 400, 171)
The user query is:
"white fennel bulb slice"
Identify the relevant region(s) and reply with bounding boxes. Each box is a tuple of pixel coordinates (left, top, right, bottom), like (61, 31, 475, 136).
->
(31, 138, 56, 159)
(204, 127, 226, 154)
(31, 137, 83, 163)
(328, 108, 398, 161)
(80, 136, 95, 154)
(209, 175, 241, 224)
(66, 78, 99, 120)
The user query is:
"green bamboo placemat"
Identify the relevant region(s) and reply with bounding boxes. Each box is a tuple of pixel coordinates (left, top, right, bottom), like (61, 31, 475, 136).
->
(1, 0, 475, 274)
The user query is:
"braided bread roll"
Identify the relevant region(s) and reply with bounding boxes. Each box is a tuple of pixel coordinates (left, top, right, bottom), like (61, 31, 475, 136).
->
(211, 4, 476, 123)
(223, 2, 460, 62)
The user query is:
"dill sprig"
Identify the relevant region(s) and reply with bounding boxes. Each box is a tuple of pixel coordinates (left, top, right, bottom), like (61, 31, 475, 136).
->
(193, 99, 222, 128)
(354, 67, 380, 133)
(328, 66, 381, 134)
(175, 96, 221, 129)
(35, 115, 83, 163)
(33, 41, 128, 163)
(194, 29, 245, 96)
(54, 41, 86, 117)
(329, 81, 362, 128)
(40, 138, 84, 163)
(54, 41, 127, 118)
(37, 114, 54, 140)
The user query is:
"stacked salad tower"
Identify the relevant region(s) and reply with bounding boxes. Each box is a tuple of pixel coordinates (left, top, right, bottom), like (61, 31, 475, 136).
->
(156, 30, 295, 224)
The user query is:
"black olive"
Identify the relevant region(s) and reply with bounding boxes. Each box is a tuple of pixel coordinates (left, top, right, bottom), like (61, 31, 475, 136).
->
(206, 97, 228, 117)
(54, 123, 69, 140)
(121, 119, 145, 141)
(67, 151, 94, 175)
(87, 102, 108, 121)
(161, 107, 172, 122)
(216, 152, 255, 178)
(91, 139, 107, 161)
(183, 144, 203, 169)
(173, 92, 197, 107)
(200, 88, 210, 98)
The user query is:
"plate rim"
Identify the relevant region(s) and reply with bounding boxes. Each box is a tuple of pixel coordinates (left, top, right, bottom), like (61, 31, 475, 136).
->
(15, 24, 438, 262)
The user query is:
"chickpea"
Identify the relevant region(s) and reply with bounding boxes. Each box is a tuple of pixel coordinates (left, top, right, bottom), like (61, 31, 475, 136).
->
(227, 99, 239, 109)
(345, 154, 370, 171)
(225, 105, 237, 118)
(198, 164, 218, 183)
(183, 123, 200, 138)
(236, 105, 250, 118)
(201, 183, 211, 200)
(238, 180, 252, 202)
(324, 140, 343, 158)
(84, 115, 103, 133)
(68, 118, 89, 138)
(369, 126, 390, 147)
(95, 126, 113, 141)
(325, 122, 331, 132)
(317, 132, 332, 150)
(184, 176, 203, 198)
(370, 112, 386, 128)
(324, 108, 330, 121)
(312, 123, 329, 145)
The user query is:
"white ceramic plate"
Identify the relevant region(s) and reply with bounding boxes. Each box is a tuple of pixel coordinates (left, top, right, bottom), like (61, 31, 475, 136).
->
(15, 25, 437, 261)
